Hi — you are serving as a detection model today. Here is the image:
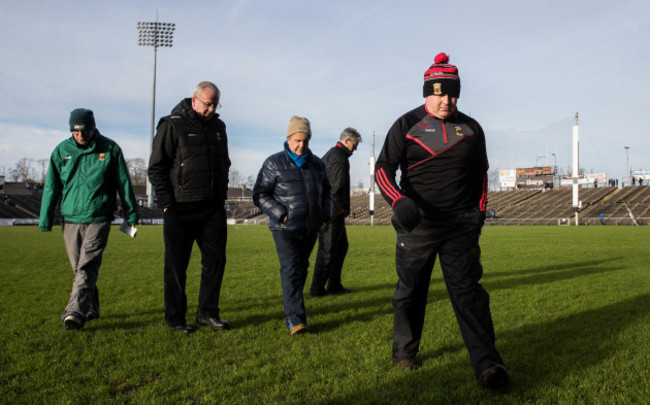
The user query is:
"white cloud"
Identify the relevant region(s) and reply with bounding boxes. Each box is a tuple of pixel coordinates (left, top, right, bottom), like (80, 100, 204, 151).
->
(1, 0, 649, 182)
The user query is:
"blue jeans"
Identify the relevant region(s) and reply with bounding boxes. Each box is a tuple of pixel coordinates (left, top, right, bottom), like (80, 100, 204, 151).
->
(271, 230, 318, 330)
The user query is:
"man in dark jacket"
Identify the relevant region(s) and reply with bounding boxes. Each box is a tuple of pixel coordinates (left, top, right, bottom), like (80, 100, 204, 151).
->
(375, 53, 508, 389)
(310, 127, 361, 296)
(253, 116, 332, 335)
(148, 81, 231, 334)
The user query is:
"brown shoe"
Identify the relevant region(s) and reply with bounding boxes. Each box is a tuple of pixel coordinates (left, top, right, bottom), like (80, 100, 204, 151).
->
(290, 323, 308, 335)
(393, 358, 418, 370)
(477, 363, 509, 389)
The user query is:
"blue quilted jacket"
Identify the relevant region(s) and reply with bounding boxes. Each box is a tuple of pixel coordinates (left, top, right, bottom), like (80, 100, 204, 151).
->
(253, 148, 332, 235)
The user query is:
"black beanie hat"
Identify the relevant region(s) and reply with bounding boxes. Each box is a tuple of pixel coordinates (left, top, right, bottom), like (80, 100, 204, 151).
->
(69, 108, 96, 131)
(423, 53, 460, 98)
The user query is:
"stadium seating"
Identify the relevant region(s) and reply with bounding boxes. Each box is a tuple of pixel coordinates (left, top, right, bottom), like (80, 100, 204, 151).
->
(2, 186, 650, 225)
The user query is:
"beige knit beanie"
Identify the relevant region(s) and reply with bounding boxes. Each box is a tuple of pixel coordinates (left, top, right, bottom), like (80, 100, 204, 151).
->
(287, 116, 311, 139)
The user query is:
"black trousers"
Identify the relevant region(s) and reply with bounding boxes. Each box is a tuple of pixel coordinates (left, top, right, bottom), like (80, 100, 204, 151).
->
(311, 216, 349, 292)
(163, 202, 227, 327)
(391, 208, 503, 377)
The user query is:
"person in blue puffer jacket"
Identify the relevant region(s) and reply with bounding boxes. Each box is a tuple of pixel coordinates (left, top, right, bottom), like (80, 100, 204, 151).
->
(253, 116, 332, 335)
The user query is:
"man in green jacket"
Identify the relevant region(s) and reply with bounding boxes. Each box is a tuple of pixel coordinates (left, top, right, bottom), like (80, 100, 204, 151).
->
(39, 108, 139, 330)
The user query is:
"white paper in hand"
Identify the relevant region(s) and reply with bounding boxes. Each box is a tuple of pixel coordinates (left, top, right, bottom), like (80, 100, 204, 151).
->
(120, 222, 137, 238)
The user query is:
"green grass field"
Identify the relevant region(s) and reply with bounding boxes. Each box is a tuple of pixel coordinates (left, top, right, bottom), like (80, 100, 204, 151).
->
(1, 225, 649, 404)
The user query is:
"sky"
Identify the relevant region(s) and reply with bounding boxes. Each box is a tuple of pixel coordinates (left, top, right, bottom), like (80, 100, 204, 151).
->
(1, 0, 649, 189)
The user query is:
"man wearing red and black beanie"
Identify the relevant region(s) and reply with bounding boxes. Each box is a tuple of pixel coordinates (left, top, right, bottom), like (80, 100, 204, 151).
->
(375, 53, 508, 389)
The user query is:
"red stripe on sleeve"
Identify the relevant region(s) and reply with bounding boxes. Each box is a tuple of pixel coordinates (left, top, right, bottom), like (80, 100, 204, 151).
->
(376, 168, 402, 204)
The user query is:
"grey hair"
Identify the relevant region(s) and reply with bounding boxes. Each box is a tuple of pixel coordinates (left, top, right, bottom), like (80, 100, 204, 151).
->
(193, 81, 220, 99)
(339, 127, 362, 143)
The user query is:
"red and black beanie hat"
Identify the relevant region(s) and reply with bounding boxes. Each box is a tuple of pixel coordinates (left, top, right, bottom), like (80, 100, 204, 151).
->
(423, 53, 460, 98)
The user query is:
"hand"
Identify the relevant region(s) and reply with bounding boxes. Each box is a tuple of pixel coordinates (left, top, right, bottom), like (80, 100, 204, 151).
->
(393, 197, 421, 232)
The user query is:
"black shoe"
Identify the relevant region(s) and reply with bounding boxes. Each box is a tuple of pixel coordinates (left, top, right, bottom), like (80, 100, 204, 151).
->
(477, 363, 509, 389)
(196, 316, 230, 331)
(169, 325, 194, 334)
(328, 286, 353, 295)
(86, 312, 99, 321)
(63, 314, 83, 330)
(393, 358, 418, 370)
(309, 288, 328, 297)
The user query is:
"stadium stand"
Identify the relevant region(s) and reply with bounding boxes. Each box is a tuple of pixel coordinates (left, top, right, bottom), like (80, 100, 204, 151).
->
(2, 186, 650, 225)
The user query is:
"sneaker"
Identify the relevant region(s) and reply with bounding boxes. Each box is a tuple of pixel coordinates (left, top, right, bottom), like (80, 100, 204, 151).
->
(393, 358, 418, 370)
(86, 312, 99, 321)
(290, 323, 308, 335)
(63, 315, 83, 330)
(477, 363, 509, 389)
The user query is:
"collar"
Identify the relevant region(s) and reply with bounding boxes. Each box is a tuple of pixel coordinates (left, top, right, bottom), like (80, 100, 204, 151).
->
(336, 141, 352, 157)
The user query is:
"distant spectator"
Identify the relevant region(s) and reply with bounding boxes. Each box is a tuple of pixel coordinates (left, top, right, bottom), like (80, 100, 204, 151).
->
(39, 108, 139, 331)
(639, 178, 644, 186)
(599, 213, 604, 225)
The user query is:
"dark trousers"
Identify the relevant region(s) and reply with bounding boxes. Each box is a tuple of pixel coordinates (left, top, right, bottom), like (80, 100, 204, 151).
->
(271, 230, 318, 330)
(311, 216, 349, 292)
(163, 202, 227, 327)
(392, 208, 503, 377)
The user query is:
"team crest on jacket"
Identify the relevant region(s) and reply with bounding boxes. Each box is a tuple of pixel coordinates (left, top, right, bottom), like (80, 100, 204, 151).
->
(433, 83, 442, 95)
(216, 132, 221, 141)
(455, 127, 463, 137)
(99, 153, 105, 161)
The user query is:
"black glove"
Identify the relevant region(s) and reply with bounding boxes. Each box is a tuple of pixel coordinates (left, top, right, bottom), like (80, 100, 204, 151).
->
(393, 197, 421, 232)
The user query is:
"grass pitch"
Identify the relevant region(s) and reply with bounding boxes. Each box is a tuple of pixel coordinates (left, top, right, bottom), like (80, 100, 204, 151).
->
(1, 225, 649, 404)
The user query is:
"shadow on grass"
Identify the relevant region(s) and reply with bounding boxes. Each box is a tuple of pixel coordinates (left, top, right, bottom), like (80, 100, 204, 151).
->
(308, 256, 624, 334)
(314, 293, 649, 404)
(220, 282, 399, 330)
(483, 257, 625, 293)
(484, 257, 624, 278)
(85, 256, 624, 337)
(85, 309, 163, 331)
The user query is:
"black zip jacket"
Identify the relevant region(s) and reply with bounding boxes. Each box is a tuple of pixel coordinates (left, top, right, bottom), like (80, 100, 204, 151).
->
(375, 104, 488, 218)
(322, 142, 352, 218)
(148, 98, 231, 208)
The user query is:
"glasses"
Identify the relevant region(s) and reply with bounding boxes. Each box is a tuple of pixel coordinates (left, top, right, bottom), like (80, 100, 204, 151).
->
(195, 97, 222, 110)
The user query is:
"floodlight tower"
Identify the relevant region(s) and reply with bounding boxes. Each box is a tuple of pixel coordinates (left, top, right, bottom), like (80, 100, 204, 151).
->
(137, 19, 175, 207)
(369, 131, 376, 226)
(551, 152, 557, 189)
(624, 146, 630, 186)
(572, 112, 579, 225)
